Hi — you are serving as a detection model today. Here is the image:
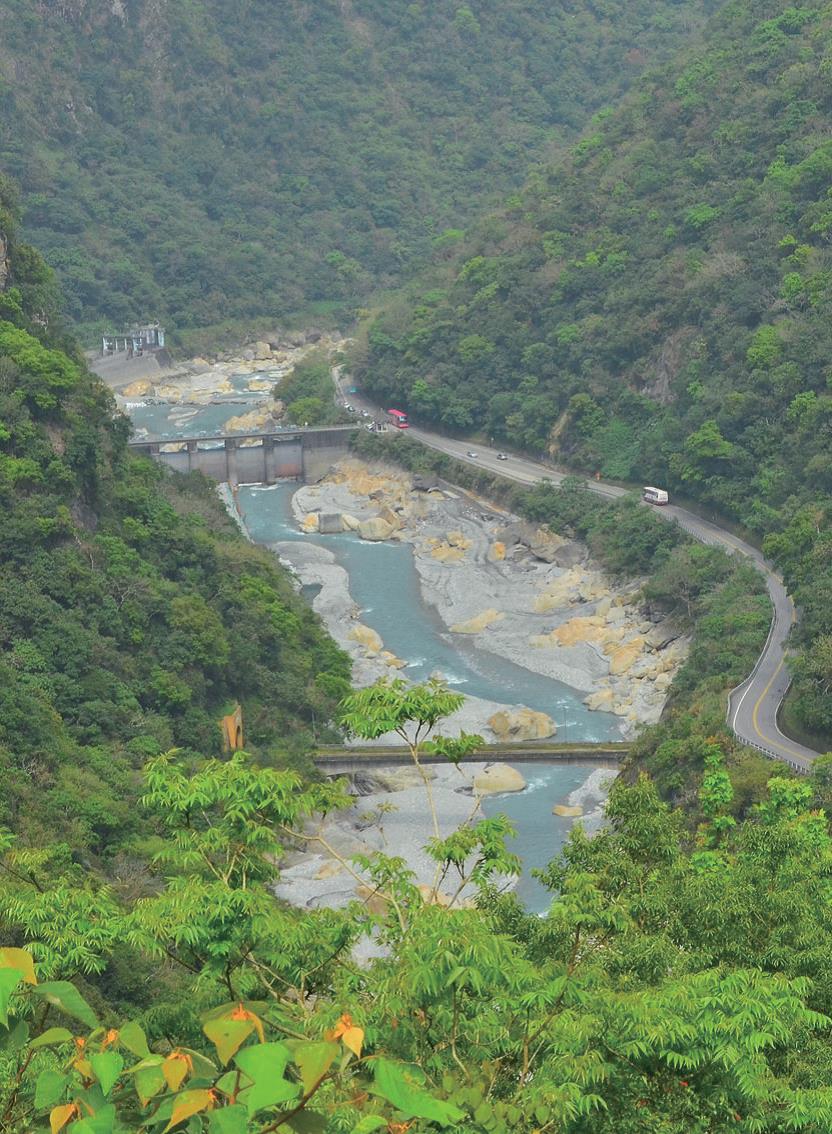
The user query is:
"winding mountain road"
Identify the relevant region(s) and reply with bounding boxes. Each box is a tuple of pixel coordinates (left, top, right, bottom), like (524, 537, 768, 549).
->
(336, 367, 822, 769)
(403, 428, 819, 771)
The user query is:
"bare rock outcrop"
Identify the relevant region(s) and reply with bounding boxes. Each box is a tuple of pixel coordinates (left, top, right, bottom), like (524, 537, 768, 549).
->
(0, 231, 9, 291)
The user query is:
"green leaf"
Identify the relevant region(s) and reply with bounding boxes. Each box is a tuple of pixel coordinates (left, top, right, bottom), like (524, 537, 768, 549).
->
(235, 1042, 298, 1115)
(90, 1051, 124, 1095)
(133, 1062, 166, 1106)
(0, 967, 23, 1027)
(292, 1041, 338, 1096)
(33, 982, 97, 1029)
(351, 1118, 387, 1133)
(31, 1027, 74, 1050)
(0, 1020, 29, 1054)
(371, 1058, 465, 1126)
(208, 1104, 249, 1134)
(119, 1020, 150, 1059)
(203, 1015, 254, 1066)
(68, 1105, 115, 1134)
(35, 1070, 68, 1109)
(287, 1115, 328, 1134)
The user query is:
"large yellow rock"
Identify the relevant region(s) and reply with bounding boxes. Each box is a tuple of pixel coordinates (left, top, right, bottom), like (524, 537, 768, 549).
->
(553, 804, 583, 817)
(533, 569, 583, 613)
(584, 688, 615, 711)
(552, 617, 607, 646)
(487, 708, 557, 741)
(122, 379, 153, 397)
(472, 763, 527, 794)
(348, 623, 384, 654)
(224, 405, 275, 432)
(358, 516, 394, 541)
(154, 384, 183, 402)
(446, 530, 472, 550)
(430, 544, 465, 563)
(301, 513, 320, 532)
(254, 340, 272, 360)
(487, 541, 506, 562)
(607, 637, 646, 675)
(450, 609, 505, 634)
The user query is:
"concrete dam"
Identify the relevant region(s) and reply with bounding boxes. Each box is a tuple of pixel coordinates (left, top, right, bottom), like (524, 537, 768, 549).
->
(128, 424, 356, 484)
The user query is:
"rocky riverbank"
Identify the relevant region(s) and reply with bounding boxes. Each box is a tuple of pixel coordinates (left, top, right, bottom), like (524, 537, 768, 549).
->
(291, 459, 689, 739)
(116, 331, 347, 436)
(277, 760, 528, 912)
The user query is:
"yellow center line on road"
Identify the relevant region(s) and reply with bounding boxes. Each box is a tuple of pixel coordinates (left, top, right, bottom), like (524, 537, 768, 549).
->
(751, 654, 807, 761)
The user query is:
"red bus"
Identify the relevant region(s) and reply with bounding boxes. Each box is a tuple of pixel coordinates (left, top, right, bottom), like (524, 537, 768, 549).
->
(387, 408, 409, 429)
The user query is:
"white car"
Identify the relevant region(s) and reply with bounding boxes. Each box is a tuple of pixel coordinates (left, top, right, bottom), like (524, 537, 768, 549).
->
(467, 450, 478, 458)
(496, 452, 508, 461)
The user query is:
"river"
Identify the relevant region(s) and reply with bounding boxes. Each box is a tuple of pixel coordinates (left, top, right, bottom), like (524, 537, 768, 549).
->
(126, 398, 614, 915)
(237, 482, 613, 914)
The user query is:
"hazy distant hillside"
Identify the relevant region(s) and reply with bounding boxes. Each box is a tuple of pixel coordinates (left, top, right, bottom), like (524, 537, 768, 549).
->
(0, 0, 715, 338)
(359, 0, 832, 741)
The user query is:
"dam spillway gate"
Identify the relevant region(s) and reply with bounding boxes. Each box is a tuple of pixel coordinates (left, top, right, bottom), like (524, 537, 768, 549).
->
(128, 425, 356, 485)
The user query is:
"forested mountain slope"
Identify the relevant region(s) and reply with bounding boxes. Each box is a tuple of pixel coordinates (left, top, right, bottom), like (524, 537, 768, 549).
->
(358, 0, 832, 741)
(0, 178, 349, 851)
(0, 0, 717, 338)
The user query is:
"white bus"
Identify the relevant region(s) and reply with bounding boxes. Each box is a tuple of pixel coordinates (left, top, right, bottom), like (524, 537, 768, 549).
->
(643, 486, 669, 505)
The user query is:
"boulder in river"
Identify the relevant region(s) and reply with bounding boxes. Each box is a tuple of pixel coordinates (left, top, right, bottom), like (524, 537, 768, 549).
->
(487, 708, 557, 741)
(348, 623, 384, 654)
(122, 378, 153, 397)
(553, 803, 583, 817)
(472, 763, 527, 795)
(359, 516, 394, 541)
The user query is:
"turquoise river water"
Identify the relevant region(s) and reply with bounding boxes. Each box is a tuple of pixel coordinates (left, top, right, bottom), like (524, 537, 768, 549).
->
(128, 392, 615, 914)
(236, 483, 616, 913)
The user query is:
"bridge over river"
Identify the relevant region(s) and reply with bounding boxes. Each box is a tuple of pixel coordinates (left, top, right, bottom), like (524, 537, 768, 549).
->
(129, 424, 356, 484)
(314, 742, 630, 776)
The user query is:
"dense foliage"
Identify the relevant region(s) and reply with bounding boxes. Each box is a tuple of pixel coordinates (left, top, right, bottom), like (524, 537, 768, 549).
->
(0, 190, 350, 853)
(0, 0, 719, 339)
(2, 685, 832, 1132)
(358, 0, 832, 740)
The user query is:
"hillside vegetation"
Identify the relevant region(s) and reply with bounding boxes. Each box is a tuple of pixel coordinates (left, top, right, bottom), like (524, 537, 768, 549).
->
(358, 0, 832, 741)
(0, 180, 349, 852)
(0, 0, 717, 339)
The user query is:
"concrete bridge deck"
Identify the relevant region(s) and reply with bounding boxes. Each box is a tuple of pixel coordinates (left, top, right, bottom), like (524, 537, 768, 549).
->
(315, 742, 629, 775)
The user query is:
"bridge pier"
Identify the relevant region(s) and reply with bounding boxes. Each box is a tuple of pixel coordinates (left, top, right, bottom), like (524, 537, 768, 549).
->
(224, 438, 239, 486)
